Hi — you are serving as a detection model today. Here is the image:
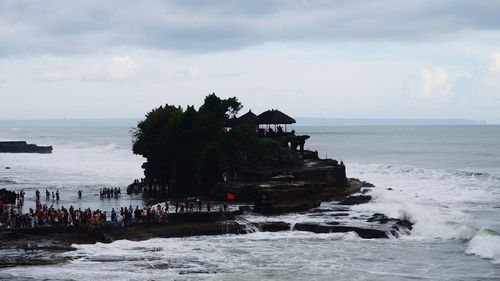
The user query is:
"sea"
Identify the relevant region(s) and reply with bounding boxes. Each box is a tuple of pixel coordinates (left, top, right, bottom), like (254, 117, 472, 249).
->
(0, 122, 499, 280)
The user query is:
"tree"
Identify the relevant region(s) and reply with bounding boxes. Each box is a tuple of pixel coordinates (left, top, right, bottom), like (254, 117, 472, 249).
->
(132, 93, 260, 197)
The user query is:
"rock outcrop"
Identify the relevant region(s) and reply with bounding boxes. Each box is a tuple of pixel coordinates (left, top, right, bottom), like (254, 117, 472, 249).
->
(213, 159, 361, 214)
(0, 141, 52, 153)
(293, 223, 389, 239)
(340, 195, 372, 205)
(0, 212, 244, 248)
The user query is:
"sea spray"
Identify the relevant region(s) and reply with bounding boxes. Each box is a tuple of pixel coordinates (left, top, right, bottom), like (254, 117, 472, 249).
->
(466, 232, 500, 264)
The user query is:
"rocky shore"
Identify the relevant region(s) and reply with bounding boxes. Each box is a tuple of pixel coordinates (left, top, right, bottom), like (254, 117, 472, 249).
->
(0, 141, 52, 154)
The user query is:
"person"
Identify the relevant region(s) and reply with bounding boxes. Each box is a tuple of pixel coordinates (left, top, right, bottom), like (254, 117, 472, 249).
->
(55, 189, 60, 201)
(45, 189, 50, 199)
(116, 213, 124, 227)
(223, 201, 228, 212)
(78, 190, 82, 199)
(52, 192, 55, 201)
(197, 199, 202, 212)
(207, 199, 212, 212)
(111, 208, 116, 222)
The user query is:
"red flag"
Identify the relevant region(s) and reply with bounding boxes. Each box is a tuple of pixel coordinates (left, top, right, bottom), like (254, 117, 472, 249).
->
(226, 192, 235, 200)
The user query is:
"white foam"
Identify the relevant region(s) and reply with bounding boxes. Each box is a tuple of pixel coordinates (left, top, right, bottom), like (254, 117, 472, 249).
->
(348, 162, 500, 264)
(466, 233, 500, 264)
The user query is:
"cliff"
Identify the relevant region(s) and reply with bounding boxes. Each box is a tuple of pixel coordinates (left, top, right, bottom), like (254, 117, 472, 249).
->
(213, 159, 357, 214)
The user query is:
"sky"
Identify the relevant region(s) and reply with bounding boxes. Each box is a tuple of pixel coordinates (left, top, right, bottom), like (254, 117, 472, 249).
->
(1, 1, 500, 122)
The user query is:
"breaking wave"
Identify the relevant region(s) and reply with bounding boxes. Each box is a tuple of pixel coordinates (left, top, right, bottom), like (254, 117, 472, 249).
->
(349, 162, 500, 263)
(466, 232, 500, 264)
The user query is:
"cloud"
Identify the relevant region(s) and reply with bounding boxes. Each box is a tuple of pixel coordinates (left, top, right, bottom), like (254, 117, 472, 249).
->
(1, 1, 500, 55)
(418, 68, 452, 98)
(36, 70, 69, 82)
(176, 66, 202, 80)
(83, 56, 140, 82)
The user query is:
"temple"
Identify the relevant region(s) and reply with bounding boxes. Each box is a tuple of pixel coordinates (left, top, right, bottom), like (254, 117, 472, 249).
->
(228, 109, 318, 160)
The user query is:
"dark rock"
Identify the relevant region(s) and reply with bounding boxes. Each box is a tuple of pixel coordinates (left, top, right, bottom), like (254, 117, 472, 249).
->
(238, 206, 252, 212)
(294, 223, 388, 239)
(311, 208, 334, 213)
(386, 188, 393, 191)
(339, 195, 372, 205)
(0, 219, 247, 248)
(0, 212, 247, 248)
(4, 167, 10, 170)
(396, 219, 413, 230)
(333, 213, 350, 217)
(0, 141, 52, 154)
(259, 221, 291, 232)
(294, 223, 333, 233)
(252, 181, 323, 214)
(361, 181, 375, 187)
(367, 213, 390, 224)
(166, 211, 237, 223)
(331, 208, 351, 212)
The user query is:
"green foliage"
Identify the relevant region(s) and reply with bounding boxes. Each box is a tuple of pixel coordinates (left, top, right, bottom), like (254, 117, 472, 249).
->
(132, 93, 254, 197)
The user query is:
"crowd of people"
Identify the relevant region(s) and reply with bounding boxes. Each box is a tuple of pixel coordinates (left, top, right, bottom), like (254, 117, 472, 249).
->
(127, 179, 168, 197)
(0, 203, 107, 230)
(0, 189, 231, 230)
(99, 187, 121, 199)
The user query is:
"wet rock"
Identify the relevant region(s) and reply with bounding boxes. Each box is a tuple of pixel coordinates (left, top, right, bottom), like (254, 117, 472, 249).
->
(238, 206, 253, 212)
(165, 211, 239, 223)
(396, 219, 413, 230)
(331, 208, 350, 212)
(294, 223, 388, 239)
(258, 221, 291, 232)
(361, 181, 375, 187)
(0, 214, 246, 247)
(252, 181, 323, 214)
(367, 213, 390, 224)
(0, 141, 52, 154)
(339, 195, 372, 205)
(333, 213, 350, 217)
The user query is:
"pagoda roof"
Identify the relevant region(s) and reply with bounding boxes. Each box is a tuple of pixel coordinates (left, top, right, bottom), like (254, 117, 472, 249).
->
(257, 109, 296, 125)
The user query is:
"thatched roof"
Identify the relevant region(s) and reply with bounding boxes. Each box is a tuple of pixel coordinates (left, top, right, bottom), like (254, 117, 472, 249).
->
(225, 110, 258, 127)
(257, 109, 296, 125)
(238, 110, 258, 124)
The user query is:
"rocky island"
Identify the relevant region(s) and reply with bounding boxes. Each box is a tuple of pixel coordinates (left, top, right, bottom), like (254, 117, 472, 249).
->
(0, 141, 52, 153)
(0, 94, 412, 266)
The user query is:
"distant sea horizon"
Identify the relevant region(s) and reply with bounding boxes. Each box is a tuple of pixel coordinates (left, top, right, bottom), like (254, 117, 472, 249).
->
(0, 117, 490, 127)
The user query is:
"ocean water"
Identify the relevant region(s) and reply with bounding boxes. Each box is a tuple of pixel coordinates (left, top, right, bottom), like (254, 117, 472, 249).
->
(1, 124, 499, 280)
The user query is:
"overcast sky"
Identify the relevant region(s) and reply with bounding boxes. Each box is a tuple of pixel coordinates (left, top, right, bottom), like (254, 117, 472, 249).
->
(1, 0, 500, 122)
